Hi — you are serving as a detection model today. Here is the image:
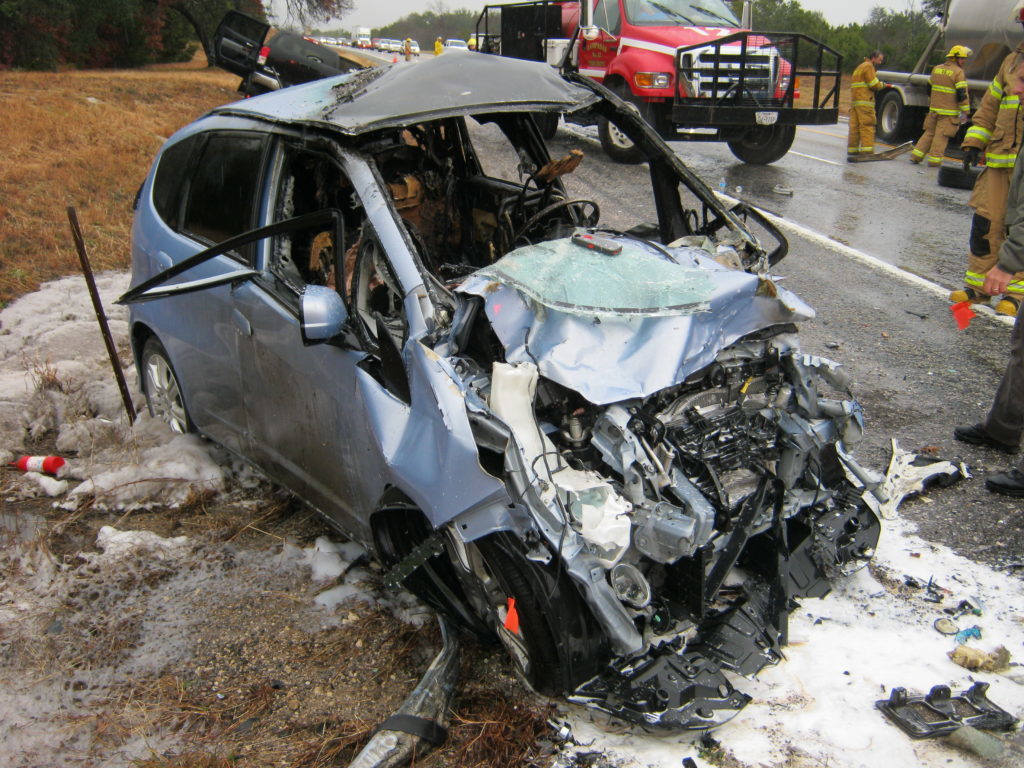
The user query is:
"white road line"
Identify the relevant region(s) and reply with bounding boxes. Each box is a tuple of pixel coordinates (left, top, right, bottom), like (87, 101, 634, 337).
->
(758, 205, 1015, 327)
(788, 150, 843, 166)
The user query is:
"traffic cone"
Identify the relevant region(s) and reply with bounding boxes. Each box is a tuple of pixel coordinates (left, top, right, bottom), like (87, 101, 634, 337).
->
(10, 455, 67, 477)
(392, 54, 398, 63)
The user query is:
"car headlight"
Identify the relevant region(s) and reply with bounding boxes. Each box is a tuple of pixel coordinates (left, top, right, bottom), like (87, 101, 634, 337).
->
(634, 72, 671, 89)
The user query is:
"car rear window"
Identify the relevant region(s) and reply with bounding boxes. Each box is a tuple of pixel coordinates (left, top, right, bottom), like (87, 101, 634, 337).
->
(181, 133, 265, 252)
(152, 134, 202, 230)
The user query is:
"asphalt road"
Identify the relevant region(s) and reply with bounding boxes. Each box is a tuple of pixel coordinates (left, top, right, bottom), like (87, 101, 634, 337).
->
(533, 118, 1024, 570)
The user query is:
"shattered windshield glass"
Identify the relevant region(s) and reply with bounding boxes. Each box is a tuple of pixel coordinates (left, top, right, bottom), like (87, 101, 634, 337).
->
(475, 237, 714, 317)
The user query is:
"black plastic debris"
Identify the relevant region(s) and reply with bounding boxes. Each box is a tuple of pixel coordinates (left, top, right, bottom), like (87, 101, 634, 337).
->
(570, 650, 751, 731)
(875, 682, 1018, 739)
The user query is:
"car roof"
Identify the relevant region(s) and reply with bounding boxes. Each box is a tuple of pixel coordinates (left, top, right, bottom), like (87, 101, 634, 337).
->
(212, 53, 598, 136)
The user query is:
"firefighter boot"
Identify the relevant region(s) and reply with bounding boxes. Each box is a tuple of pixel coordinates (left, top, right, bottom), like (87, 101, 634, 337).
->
(949, 287, 988, 304)
(995, 296, 1021, 317)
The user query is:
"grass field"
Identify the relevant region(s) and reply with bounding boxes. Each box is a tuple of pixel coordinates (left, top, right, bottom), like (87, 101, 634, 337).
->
(0, 53, 241, 307)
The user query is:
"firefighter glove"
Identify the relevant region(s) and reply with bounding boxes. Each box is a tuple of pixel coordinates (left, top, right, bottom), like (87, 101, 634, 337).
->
(963, 146, 981, 171)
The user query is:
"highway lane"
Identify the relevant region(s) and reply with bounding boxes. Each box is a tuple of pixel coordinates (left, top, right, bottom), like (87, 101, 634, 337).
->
(664, 121, 974, 297)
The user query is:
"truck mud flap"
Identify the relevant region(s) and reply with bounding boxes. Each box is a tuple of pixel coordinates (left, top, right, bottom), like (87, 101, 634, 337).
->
(569, 650, 751, 731)
(876, 682, 1018, 739)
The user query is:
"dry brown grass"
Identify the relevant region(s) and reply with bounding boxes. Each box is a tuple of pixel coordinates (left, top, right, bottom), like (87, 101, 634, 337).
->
(0, 51, 241, 307)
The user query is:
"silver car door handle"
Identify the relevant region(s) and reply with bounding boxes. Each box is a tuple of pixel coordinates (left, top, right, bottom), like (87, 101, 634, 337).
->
(232, 308, 252, 336)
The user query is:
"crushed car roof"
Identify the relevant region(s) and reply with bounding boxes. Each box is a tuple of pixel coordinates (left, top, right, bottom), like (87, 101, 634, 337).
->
(213, 53, 599, 135)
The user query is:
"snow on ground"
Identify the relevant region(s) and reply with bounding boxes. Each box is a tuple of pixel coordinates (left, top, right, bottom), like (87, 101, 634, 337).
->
(2, 273, 1023, 767)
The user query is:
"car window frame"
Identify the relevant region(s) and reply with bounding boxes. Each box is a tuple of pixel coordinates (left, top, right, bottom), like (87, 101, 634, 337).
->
(177, 129, 271, 267)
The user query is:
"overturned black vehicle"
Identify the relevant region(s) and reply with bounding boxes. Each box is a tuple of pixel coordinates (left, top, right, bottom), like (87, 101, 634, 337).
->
(124, 52, 883, 731)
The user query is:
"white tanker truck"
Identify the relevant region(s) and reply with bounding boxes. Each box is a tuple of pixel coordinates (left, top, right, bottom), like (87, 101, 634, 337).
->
(876, 0, 1021, 152)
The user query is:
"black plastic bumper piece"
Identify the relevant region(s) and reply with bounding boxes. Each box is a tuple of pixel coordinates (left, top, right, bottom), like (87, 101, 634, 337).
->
(876, 682, 1018, 739)
(569, 650, 751, 731)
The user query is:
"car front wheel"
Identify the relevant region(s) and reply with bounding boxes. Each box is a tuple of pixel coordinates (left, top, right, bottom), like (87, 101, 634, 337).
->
(141, 337, 192, 434)
(469, 532, 610, 695)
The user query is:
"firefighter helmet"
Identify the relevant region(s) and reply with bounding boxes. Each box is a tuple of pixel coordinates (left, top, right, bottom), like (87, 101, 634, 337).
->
(947, 45, 972, 59)
(1014, 1, 1024, 23)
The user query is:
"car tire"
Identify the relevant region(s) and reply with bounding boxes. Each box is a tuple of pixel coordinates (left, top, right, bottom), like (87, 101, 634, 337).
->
(141, 336, 193, 434)
(472, 532, 610, 695)
(535, 112, 559, 140)
(726, 124, 796, 165)
(937, 163, 980, 190)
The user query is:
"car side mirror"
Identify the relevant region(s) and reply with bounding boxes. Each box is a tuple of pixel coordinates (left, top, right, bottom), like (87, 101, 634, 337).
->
(300, 285, 348, 344)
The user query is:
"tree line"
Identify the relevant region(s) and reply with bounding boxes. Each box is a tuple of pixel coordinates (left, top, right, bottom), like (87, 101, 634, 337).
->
(2, 0, 947, 73)
(0, 0, 351, 70)
(733, 0, 947, 73)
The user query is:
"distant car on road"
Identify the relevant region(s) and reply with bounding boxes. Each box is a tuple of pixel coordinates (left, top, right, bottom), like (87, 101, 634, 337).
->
(444, 39, 468, 50)
(409, 40, 420, 56)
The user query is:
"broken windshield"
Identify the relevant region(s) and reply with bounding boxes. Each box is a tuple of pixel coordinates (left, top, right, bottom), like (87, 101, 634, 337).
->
(474, 236, 714, 317)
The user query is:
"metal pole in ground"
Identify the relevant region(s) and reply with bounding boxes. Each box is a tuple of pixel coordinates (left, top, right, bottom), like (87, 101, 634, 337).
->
(66, 206, 136, 426)
(347, 614, 460, 768)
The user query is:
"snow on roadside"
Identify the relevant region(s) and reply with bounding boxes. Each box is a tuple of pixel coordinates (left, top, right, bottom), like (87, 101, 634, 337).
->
(563, 511, 1024, 768)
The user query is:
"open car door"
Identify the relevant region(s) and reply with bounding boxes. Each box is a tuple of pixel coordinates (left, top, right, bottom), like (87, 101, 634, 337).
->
(213, 10, 270, 78)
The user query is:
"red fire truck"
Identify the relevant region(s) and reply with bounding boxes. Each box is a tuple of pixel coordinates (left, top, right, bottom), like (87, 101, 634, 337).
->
(475, 0, 841, 164)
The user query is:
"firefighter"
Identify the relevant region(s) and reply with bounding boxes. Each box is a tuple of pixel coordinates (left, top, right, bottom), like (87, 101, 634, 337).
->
(434, 36, 443, 56)
(954, 52, 1024, 497)
(847, 50, 887, 161)
(910, 45, 972, 167)
(404, 37, 413, 62)
(468, 36, 477, 51)
(951, 4, 1024, 316)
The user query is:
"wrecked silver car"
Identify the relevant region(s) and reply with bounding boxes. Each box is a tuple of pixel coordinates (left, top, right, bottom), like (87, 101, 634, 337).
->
(122, 53, 881, 730)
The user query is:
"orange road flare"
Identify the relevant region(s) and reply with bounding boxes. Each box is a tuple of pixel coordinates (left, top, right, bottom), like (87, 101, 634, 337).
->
(504, 597, 520, 635)
(951, 301, 976, 329)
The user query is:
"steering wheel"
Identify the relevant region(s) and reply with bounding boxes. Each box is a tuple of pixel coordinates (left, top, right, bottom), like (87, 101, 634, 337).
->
(510, 198, 600, 245)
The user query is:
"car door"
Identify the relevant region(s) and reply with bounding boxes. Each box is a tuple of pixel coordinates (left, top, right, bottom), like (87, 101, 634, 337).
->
(213, 11, 270, 77)
(128, 128, 271, 454)
(228, 139, 418, 539)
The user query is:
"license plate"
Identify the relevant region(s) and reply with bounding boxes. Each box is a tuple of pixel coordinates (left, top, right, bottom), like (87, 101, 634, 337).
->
(755, 111, 778, 125)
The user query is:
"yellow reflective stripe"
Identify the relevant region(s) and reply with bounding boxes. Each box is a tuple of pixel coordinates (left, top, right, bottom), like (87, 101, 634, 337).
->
(930, 108, 960, 115)
(867, 78, 880, 87)
(932, 84, 955, 93)
(955, 80, 967, 89)
(986, 159, 1017, 168)
(912, 148, 925, 157)
(852, 100, 875, 106)
(965, 272, 986, 286)
(990, 81, 1004, 98)
(966, 126, 992, 142)
(1009, 280, 1024, 290)
(960, 105, 970, 112)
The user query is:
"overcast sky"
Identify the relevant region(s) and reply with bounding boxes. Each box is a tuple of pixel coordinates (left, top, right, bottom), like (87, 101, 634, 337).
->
(332, 1, 925, 33)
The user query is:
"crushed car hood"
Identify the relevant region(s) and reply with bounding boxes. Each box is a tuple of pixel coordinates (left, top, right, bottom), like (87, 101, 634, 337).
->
(212, 53, 599, 135)
(458, 236, 814, 405)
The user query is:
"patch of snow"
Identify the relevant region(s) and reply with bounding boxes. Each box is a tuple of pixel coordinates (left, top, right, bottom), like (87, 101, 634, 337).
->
(95, 525, 190, 560)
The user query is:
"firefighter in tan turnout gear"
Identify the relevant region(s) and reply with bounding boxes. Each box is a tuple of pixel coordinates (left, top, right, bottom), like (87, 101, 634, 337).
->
(848, 50, 887, 161)
(910, 45, 972, 167)
(951, 21, 1024, 315)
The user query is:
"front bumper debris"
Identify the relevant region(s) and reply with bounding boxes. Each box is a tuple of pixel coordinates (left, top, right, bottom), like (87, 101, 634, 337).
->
(876, 682, 1018, 739)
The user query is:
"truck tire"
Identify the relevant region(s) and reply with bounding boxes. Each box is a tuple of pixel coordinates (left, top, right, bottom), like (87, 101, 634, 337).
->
(727, 124, 796, 165)
(876, 88, 914, 144)
(937, 163, 981, 191)
(598, 82, 646, 164)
